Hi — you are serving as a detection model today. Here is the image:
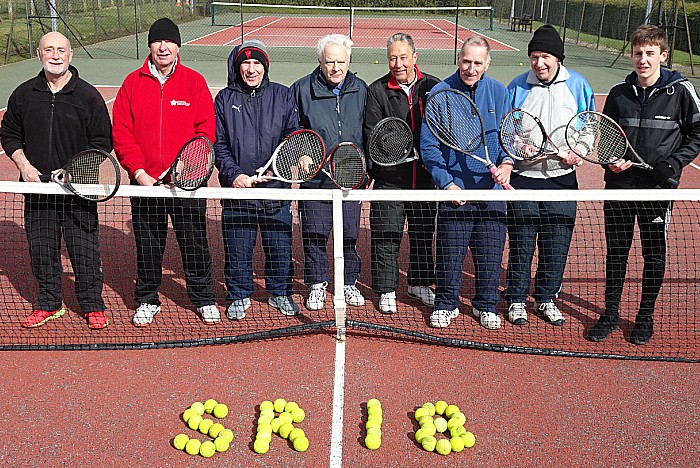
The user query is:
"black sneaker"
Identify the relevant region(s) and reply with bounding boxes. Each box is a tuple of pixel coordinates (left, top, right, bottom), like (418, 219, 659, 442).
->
(630, 316, 653, 345)
(586, 315, 619, 342)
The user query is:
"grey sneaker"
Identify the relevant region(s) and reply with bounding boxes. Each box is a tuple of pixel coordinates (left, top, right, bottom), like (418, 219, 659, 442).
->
(132, 303, 161, 327)
(227, 298, 251, 320)
(472, 308, 502, 330)
(269, 295, 300, 316)
(508, 302, 528, 325)
(198, 304, 220, 325)
(378, 291, 397, 314)
(536, 302, 565, 326)
(344, 284, 365, 306)
(306, 282, 327, 311)
(407, 285, 436, 307)
(429, 308, 459, 328)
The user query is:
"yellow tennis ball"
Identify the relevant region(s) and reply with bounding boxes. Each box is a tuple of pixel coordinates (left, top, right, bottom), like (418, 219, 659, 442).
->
(273, 398, 287, 413)
(209, 422, 225, 438)
(279, 422, 295, 439)
(270, 417, 284, 433)
(365, 434, 381, 450)
(367, 413, 383, 425)
(258, 413, 275, 425)
(190, 401, 205, 415)
(422, 402, 436, 416)
(414, 427, 432, 443)
(182, 408, 196, 423)
(214, 436, 230, 452)
(433, 417, 448, 433)
(198, 418, 213, 435)
(187, 414, 203, 431)
(414, 407, 430, 420)
(253, 438, 270, 454)
(374, 60, 379, 64)
(288, 428, 305, 442)
(290, 407, 305, 423)
(419, 422, 437, 436)
(184, 438, 201, 455)
(293, 436, 310, 452)
(173, 433, 189, 450)
(519, 62, 524, 66)
(462, 431, 476, 448)
(444, 404, 460, 419)
(257, 422, 273, 434)
(367, 398, 381, 408)
(450, 425, 467, 438)
(278, 412, 294, 425)
(434, 400, 448, 415)
(450, 411, 466, 423)
(450, 435, 465, 452)
(421, 435, 437, 452)
(199, 440, 216, 458)
(213, 403, 228, 419)
(436, 438, 452, 455)
(256, 430, 272, 442)
(218, 429, 234, 443)
(418, 415, 434, 427)
(365, 419, 381, 430)
(284, 401, 300, 413)
(203, 399, 218, 414)
(367, 405, 382, 416)
(260, 400, 275, 412)
(366, 426, 382, 437)
(448, 414, 466, 429)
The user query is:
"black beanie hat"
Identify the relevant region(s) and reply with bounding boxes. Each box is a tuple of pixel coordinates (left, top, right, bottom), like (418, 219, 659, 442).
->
(234, 40, 270, 73)
(148, 18, 181, 47)
(528, 25, 565, 61)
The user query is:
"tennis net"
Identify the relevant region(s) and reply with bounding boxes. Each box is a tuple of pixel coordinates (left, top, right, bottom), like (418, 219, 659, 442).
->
(0, 182, 697, 362)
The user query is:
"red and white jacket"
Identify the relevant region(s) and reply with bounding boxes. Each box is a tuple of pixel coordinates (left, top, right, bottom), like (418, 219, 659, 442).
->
(112, 56, 215, 179)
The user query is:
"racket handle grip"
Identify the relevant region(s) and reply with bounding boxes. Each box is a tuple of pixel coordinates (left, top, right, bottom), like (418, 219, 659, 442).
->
(39, 174, 51, 183)
(488, 165, 515, 191)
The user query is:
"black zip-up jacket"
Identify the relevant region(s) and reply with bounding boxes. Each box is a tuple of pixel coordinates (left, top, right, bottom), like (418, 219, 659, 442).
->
(602, 69, 700, 189)
(1, 65, 112, 180)
(363, 66, 440, 189)
(292, 66, 368, 189)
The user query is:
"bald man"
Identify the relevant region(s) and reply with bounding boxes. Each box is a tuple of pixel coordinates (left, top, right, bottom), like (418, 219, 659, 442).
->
(0, 32, 113, 329)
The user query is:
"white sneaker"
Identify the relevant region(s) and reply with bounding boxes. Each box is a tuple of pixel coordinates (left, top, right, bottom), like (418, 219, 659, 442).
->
(269, 295, 300, 316)
(198, 304, 220, 325)
(379, 291, 397, 314)
(536, 302, 565, 326)
(472, 308, 501, 330)
(306, 282, 327, 311)
(429, 308, 460, 328)
(407, 285, 436, 307)
(344, 284, 365, 306)
(508, 302, 528, 325)
(132, 303, 161, 327)
(227, 298, 251, 320)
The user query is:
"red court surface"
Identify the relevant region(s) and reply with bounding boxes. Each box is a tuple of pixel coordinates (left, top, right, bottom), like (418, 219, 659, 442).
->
(188, 16, 516, 51)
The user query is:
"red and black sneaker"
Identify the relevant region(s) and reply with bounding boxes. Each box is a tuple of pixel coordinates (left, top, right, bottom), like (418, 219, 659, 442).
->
(86, 311, 109, 330)
(21, 307, 66, 328)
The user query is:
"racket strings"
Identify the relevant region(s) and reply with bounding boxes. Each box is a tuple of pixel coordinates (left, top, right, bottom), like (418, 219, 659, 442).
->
(368, 120, 413, 165)
(501, 110, 547, 160)
(67, 150, 119, 200)
(426, 93, 483, 153)
(329, 145, 364, 188)
(274, 132, 325, 182)
(571, 114, 627, 164)
(175, 139, 214, 188)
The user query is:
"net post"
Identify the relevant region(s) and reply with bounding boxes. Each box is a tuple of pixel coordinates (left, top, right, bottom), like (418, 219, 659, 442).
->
(210, 1, 214, 26)
(331, 189, 347, 339)
(240, 2, 244, 44)
(490, 5, 494, 30)
(453, 0, 460, 65)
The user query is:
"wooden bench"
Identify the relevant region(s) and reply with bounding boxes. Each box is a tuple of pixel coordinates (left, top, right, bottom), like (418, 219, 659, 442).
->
(510, 14, 533, 33)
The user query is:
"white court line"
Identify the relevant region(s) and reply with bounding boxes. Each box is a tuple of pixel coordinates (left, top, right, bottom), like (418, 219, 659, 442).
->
(184, 16, 265, 45)
(329, 338, 346, 467)
(225, 17, 285, 46)
(420, 18, 516, 50)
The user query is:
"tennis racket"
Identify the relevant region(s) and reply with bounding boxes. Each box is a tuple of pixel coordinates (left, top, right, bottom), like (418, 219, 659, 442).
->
(565, 111, 679, 188)
(499, 108, 581, 165)
(425, 88, 513, 190)
(254, 130, 325, 183)
(322, 142, 366, 190)
(154, 136, 215, 191)
(39, 149, 120, 202)
(367, 117, 414, 166)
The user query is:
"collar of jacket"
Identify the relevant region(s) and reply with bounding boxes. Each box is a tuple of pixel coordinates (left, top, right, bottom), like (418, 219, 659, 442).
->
(387, 65, 425, 90)
(311, 66, 358, 97)
(34, 64, 79, 93)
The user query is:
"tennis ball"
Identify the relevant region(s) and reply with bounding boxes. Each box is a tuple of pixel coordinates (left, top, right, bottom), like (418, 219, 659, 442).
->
(209, 422, 225, 438)
(258, 413, 275, 425)
(184, 438, 201, 455)
(419, 422, 436, 436)
(448, 412, 466, 426)
(450, 425, 467, 438)
(365, 419, 381, 430)
(367, 413, 383, 425)
(284, 401, 300, 413)
(434, 400, 448, 415)
(414, 427, 432, 443)
(422, 402, 436, 416)
(279, 422, 295, 439)
(374, 60, 379, 64)
(270, 417, 284, 433)
(198, 418, 214, 435)
(273, 398, 287, 413)
(260, 400, 275, 412)
(256, 430, 272, 442)
(367, 405, 382, 416)
(433, 417, 448, 433)
(414, 407, 430, 420)
(182, 408, 196, 423)
(257, 422, 273, 434)
(190, 401, 205, 415)
(418, 415, 435, 427)
(519, 62, 524, 66)
(173, 433, 189, 450)
(365, 434, 381, 450)
(218, 429, 234, 443)
(187, 414, 203, 431)
(366, 426, 382, 437)
(367, 398, 381, 408)
(213, 403, 229, 419)
(214, 436, 230, 452)
(290, 407, 306, 423)
(436, 438, 452, 455)
(444, 404, 460, 418)
(199, 440, 216, 458)
(253, 438, 270, 454)
(421, 435, 437, 452)
(293, 436, 310, 452)
(462, 431, 476, 448)
(288, 428, 305, 442)
(450, 435, 465, 452)
(203, 399, 218, 414)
